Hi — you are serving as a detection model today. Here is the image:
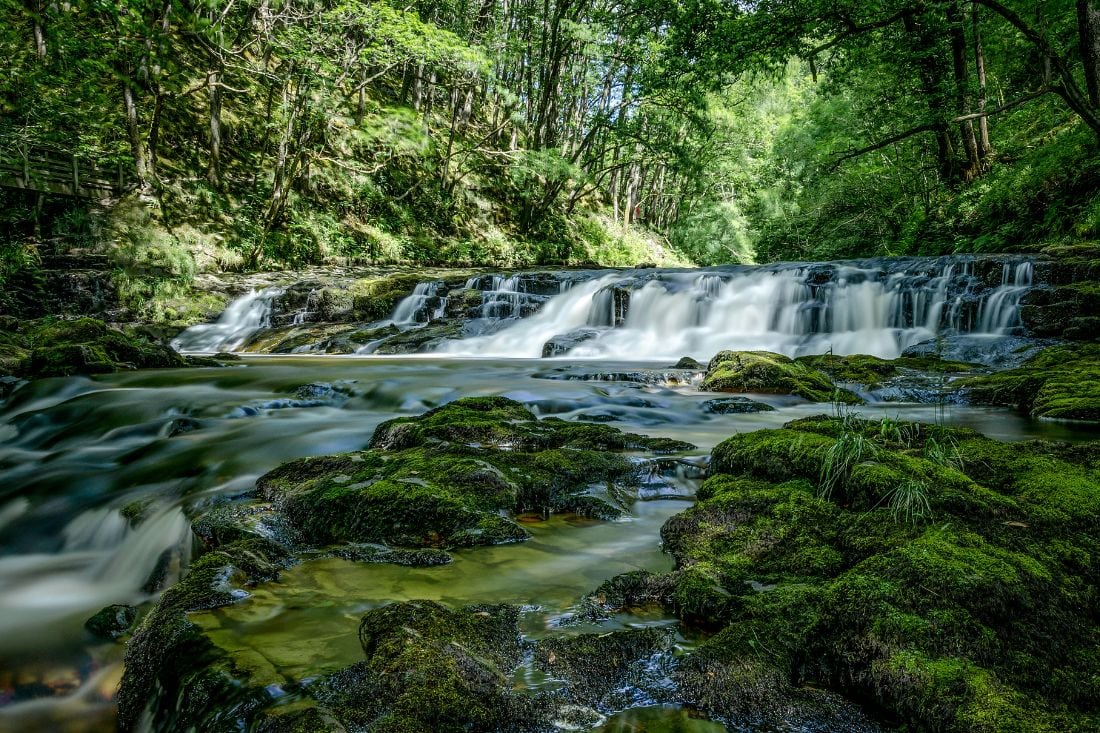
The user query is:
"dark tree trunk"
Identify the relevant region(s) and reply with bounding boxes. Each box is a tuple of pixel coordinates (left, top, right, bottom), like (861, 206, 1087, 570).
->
(1078, 0, 1100, 107)
(972, 2, 992, 161)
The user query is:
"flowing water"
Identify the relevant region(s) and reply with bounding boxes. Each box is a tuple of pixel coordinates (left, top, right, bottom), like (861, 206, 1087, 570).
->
(0, 255, 1091, 732)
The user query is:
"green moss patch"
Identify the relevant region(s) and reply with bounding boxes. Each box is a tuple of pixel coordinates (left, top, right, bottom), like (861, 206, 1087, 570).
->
(257, 397, 694, 550)
(0, 316, 185, 379)
(701, 350, 861, 403)
(796, 353, 980, 388)
(962, 343, 1100, 422)
(655, 415, 1100, 732)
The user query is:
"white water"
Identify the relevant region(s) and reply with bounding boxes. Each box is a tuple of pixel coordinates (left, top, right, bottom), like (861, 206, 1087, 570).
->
(977, 261, 1034, 334)
(444, 260, 1031, 360)
(392, 281, 447, 324)
(173, 257, 1037, 360)
(0, 504, 191, 652)
(171, 287, 285, 353)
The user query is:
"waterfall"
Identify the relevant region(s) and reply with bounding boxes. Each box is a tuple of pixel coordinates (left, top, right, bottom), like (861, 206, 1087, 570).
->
(0, 504, 192, 649)
(391, 281, 448, 324)
(171, 287, 284, 353)
(976, 261, 1033, 334)
(176, 256, 1040, 361)
(441, 257, 1037, 360)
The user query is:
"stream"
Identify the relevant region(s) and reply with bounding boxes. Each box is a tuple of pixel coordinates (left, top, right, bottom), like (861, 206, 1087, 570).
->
(1, 256, 1096, 731)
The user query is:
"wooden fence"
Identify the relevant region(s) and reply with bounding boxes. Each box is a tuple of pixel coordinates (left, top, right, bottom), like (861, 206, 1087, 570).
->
(0, 146, 129, 199)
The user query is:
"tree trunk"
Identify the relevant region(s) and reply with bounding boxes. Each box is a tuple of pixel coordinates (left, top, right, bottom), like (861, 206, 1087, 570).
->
(208, 72, 223, 187)
(948, 1, 981, 180)
(904, 12, 959, 182)
(1078, 0, 1100, 107)
(123, 77, 149, 187)
(30, 0, 46, 58)
(972, 2, 992, 161)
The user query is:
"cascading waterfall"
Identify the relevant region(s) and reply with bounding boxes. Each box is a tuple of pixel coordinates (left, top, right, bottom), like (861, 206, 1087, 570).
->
(171, 287, 284, 353)
(392, 281, 448, 324)
(173, 256, 1039, 360)
(977, 261, 1034, 334)
(0, 503, 191, 645)
(442, 257, 1037, 360)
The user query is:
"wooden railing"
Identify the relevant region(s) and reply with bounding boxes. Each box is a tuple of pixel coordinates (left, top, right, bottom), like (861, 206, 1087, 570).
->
(0, 146, 129, 198)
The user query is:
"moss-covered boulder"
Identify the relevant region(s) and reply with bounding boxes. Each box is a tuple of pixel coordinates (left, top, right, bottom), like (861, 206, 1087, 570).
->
(534, 628, 672, 708)
(257, 397, 694, 550)
(346, 601, 543, 732)
(0, 317, 185, 379)
(654, 416, 1100, 732)
(701, 351, 861, 403)
(117, 537, 295, 731)
(796, 353, 980, 388)
(961, 343, 1100, 422)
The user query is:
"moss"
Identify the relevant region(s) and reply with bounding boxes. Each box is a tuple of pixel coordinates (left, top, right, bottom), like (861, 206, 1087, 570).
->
(797, 353, 979, 388)
(962, 343, 1100, 422)
(701, 350, 861, 403)
(534, 628, 670, 705)
(85, 604, 138, 640)
(259, 397, 691, 549)
(0, 316, 186, 378)
(353, 601, 545, 733)
(650, 415, 1100, 732)
(117, 537, 293, 731)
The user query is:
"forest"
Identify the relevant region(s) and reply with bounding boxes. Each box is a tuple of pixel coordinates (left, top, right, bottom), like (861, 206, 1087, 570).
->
(4, 0, 1100, 282)
(3, 3, 1100, 733)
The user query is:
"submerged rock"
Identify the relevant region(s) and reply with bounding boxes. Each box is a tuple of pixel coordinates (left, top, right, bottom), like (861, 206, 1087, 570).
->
(85, 604, 138, 640)
(701, 350, 860, 403)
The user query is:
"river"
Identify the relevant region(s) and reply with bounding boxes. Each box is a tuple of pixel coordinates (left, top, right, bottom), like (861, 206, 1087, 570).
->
(0, 255, 1094, 731)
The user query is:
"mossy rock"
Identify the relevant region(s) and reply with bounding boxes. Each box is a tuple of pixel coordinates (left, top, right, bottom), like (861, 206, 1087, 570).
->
(85, 604, 138, 640)
(534, 628, 671, 706)
(701, 351, 861, 403)
(117, 537, 294, 731)
(0, 316, 186, 378)
(796, 353, 980, 388)
(258, 397, 694, 550)
(653, 416, 1100, 732)
(351, 601, 546, 733)
(962, 343, 1100, 422)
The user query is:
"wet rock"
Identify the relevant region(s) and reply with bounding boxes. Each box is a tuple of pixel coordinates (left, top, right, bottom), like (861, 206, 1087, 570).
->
(535, 628, 674, 708)
(702, 351, 860, 403)
(85, 604, 138, 640)
(902, 335, 1055, 369)
(542, 327, 604, 357)
(117, 537, 294, 731)
(351, 601, 545, 732)
(700, 397, 775, 414)
(960, 342, 1100, 422)
(371, 320, 465, 354)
